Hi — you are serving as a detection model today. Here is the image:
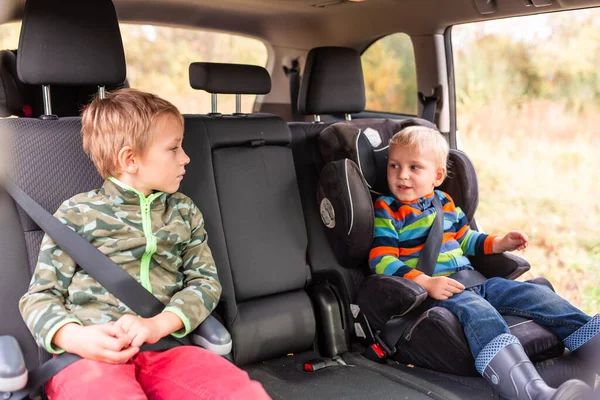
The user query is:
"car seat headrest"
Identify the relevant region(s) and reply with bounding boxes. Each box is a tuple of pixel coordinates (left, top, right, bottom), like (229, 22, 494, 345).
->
(0, 50, 24, 117)
(316, 118, 480, 267)
(0, 50, 128, 118)
(319, 118, 437, 194)
(189, 62, 271, 95)
(298, 46, 365, 116)
(17, 0, 126, 86)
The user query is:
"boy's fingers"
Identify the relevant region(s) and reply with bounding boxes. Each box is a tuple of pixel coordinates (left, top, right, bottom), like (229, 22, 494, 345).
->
(101, 346, 139, 364)
(131, 331, 148, 348)
(447, 285, 463, 294)
(447, 279, 465, 290)
(100, 335, 129, 352)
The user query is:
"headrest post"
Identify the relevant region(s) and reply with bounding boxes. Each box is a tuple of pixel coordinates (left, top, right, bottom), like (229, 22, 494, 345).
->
(98, 86, 106, 100)
(42, 85, 52, 115)
(345, 113, 352, 121)
(211, 93, 218, 114)
(235, 94, 241, 114)
(313, 115, 321, 123)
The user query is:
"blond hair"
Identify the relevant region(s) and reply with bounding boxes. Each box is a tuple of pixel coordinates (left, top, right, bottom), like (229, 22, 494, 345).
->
(389, 125, 449, 170)
(81, 88, 183, 178)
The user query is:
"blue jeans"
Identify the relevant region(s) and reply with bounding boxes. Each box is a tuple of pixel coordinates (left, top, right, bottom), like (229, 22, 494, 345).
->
(430, 277, 591, 359)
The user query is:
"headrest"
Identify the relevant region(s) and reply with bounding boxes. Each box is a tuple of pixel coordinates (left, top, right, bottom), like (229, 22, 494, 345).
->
(298, 47, 365, 115)
(319, 118, 436, 193)
(0, 50, 128, 117)
(318, 117, 479, 221)
(17, 0, 126, 86)
(0, 50, 24, 117)
(316, 118, 480, 268)
(186, 114, 291, 149)
(189, 63, 271, 95)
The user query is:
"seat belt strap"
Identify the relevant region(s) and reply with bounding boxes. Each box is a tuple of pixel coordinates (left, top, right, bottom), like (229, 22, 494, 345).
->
(418, 86, 441, 124)
(284, 59, 302, 121)
(415, 194, 444, 277)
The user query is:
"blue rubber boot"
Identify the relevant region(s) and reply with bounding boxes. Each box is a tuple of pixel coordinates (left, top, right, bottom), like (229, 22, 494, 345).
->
(476, 334, 592, 400)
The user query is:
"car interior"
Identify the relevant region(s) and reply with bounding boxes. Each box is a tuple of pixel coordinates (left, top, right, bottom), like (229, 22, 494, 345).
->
(0, 0, 598, 399)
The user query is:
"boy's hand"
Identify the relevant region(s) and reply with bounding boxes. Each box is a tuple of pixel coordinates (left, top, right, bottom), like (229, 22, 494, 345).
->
(114, 312, 184, 348)
(413, 274, 465, 300)
(493, 231, 528, 253)
(53, 322, 139, 364)
(113, 315, 163, 348)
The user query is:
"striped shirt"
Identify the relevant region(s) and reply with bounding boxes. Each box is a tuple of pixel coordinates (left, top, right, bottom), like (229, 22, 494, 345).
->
(369, 190, 496, 280)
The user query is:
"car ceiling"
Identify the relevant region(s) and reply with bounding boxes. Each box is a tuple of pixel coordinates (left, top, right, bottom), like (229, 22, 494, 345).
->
(1, 0, 599, 49)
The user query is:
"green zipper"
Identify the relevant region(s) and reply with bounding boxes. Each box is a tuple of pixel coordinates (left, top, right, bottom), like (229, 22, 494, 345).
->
(109, 177, 162, 293)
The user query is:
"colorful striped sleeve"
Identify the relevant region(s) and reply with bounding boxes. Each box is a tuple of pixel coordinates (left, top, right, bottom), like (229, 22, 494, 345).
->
(451, 201, 496, 256)
(369, 198, 423, 280)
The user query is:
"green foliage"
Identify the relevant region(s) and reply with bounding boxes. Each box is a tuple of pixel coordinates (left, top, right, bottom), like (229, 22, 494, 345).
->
(454, 9, 600, 112)
(362, 33, 418, 115)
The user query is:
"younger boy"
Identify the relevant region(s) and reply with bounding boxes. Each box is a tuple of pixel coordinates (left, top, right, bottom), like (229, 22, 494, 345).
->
(369, 126, 598, 400)
(19, 89, 269, 400)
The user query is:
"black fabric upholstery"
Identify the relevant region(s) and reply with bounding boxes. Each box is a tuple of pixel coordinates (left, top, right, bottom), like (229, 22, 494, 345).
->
(298, 47, 365, 115)
(0, 190, 39, 371)
(438, 150, 479, 222)
(289, 122, 359, 338)
(316, 159, 373, 267)
(189, 63, 271, 95)
(181, 115, 315, 365)
(18, 0, 126, 86)
(180, 117, 238, 327)
(0, 50, 23, 117)
(201, 114, 291, 148)
(356, 274, 428, 330)
(232, 291, 316, 366)
(212, 145, 309, 301)
(5, 118, 103, 232)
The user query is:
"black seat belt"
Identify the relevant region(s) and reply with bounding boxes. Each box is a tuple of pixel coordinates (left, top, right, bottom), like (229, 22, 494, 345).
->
(283, 59, 302, 121)
(415, 194, 443, 276)
(4, 181, 190, 399)
(418, 86, 441, 124)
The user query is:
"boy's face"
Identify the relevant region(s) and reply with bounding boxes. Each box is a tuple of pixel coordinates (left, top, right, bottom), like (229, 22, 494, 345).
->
(134, 114, 189, 195)
(387, 144, 445, 202)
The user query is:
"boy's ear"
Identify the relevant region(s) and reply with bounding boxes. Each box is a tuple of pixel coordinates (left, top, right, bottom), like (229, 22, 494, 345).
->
(433, 167, 446, 187)
(117, 146, 138, 174)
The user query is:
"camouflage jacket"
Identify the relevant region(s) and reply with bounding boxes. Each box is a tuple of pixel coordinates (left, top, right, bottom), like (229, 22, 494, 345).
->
(19, 178, 221, 353)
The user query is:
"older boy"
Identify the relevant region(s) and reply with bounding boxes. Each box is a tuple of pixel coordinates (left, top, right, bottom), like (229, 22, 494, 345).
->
(19, 89, 269, 400)
(369, 126, 598, 399)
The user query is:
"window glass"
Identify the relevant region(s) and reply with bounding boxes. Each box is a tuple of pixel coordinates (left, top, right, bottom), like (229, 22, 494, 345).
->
(361, 33, 418, 115)
(453, 9, 600, 314)
(120, 25, 268, 114)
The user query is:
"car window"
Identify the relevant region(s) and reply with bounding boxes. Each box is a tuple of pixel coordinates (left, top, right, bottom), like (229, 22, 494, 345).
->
(0, 22, 269, 114)
(452, 9, 600, 314)
(361, 33, 418, 115)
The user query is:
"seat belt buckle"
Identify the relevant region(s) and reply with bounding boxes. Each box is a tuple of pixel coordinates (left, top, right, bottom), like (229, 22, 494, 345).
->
(363, 343, 388, 363)
(303, 357, 338, 372)
(374, 331, 396, 356)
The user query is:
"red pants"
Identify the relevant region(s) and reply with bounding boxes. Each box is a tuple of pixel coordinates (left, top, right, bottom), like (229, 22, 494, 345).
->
(45, 346, 270, 400)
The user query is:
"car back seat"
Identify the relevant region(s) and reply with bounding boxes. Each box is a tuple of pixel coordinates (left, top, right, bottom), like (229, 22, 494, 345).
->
(178, 62, 512, 399)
